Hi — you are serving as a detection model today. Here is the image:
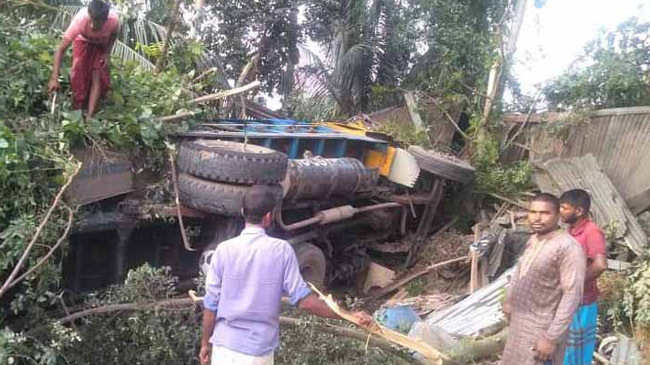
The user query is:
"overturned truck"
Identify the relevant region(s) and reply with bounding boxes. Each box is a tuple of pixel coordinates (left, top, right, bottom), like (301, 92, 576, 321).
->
(65, 118, 475, 292)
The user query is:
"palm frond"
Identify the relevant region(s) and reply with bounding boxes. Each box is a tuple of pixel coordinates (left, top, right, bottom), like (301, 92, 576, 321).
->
(334, 43, 371, 81)
(112, 40, 155, 70)
(52, 4, 80, 29)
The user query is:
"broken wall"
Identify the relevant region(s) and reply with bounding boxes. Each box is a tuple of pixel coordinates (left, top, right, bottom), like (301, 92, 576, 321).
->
(501, 106, 650, 214)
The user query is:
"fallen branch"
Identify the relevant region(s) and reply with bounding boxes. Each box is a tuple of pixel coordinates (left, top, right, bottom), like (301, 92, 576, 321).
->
(435, 104, 469, 141)
(159, 111, 195, 123)
(368, 256, 469, 301)
(488, 193, 528, 210)
(56, 294, 416, 365)
(310, 283, 449, 365)
(0, 162, 82, 298)
(158, 81, 262, 122)
(58, 298, 196, 325)
(154, 0, 181, 73)
(4, 205, 74, 292)
(500, 93, 539, 156)
(169, 149, 195, 251)
(279, 317, 414, 365)
(190, 80, 260, 104)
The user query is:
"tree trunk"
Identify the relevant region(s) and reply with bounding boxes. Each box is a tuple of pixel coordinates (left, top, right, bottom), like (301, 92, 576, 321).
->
(155, 0, 182, 74)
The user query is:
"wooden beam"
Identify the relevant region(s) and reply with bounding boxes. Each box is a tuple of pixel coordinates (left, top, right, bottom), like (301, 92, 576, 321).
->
(404, 92, 426, 131)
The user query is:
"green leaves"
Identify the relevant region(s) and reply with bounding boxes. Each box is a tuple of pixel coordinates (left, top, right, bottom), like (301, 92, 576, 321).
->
(543, 18, 650, 110)
(623, 258, 650, 326)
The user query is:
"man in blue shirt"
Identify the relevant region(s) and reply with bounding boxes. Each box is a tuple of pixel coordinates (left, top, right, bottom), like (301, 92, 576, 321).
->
(200, 185, 372, 365)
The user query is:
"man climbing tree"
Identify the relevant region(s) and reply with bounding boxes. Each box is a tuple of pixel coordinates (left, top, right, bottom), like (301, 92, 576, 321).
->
(48, 0, 119, 118)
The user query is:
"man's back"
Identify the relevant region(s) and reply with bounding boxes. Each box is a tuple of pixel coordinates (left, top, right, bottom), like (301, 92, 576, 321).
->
(204, 226, 310, 357)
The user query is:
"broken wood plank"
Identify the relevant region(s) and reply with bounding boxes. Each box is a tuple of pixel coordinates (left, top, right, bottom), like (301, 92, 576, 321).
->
(488, 192, 529, 210)
(309, 283, 448, 365)
(368, 256, 468, 301)
(607, 259, 631, 271)
(404, 92, 426, 131)
(158, 81, 262, 122)
(159, 111, 195, 122)
(407, 179, 445, 266)
(191, 80, 261, 104)
(363, 262, 396, 295)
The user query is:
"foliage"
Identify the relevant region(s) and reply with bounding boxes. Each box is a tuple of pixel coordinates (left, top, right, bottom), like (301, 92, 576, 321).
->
(0, 13, 194, 323)
(622, 257, 650, 326)
(289, 90, 340, 122)
(79, 61, 194, 150)
(302, 0, 416, 114)
(404, 0, 509, 95)
(374, 120, 432, 148)
(468, 115, 533, 196)
(405, 277, 427, 297)
(3, 265, 407, 365)
(602, 257, 650, 357)
(542, 18, 650, 110)
(199, 0, 300, 98)
(0, 17, 81, 320)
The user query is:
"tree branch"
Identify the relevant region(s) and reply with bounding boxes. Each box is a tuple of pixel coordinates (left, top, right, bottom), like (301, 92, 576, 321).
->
(500, 94, 539, 156)
(58, 298, 197, 325)
(168, 149, 195, 251)
(154, 0, 182, 73)
(4, 205, 74, 292)
(0, 162, 82, 298)
(55, 297, 415, 365)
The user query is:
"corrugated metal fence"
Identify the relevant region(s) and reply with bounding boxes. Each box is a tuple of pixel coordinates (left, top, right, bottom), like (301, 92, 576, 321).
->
(502, 106, 650, 209)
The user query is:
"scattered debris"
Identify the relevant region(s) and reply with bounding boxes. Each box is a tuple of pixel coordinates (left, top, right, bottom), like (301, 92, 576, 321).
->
(375, 305, 421, 334)
(363, 262, 396, 295)
(535, 154, 647, 256)
(367, 241, 411, 254)
(387, 293, 458, 317)
(418, 230, 472, 266)
(598, 335, 643, 365)
(367, 256, 469, 301)
(309, 283, 449, 365)
(411, 268, 513, 339)
(606, 259, 632, 271)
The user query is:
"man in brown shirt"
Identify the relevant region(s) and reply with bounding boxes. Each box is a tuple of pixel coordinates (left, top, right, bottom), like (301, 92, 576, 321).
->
(501, 193, 586, 365)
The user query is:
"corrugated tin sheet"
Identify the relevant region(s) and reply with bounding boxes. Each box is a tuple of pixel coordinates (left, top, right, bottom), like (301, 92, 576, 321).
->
(501, 107, 650, 209)
(535, 154, 647, 255)
(411, 268, 513, 338)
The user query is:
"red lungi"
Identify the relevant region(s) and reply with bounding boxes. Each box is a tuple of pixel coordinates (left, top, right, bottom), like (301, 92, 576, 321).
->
(70, 39, 111, 109)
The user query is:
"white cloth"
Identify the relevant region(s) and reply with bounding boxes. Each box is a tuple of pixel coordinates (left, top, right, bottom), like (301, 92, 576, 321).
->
(211, 346, 274, 365)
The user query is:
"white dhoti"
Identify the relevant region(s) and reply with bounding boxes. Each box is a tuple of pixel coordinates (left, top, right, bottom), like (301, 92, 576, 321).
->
(211, 346, 274, 365)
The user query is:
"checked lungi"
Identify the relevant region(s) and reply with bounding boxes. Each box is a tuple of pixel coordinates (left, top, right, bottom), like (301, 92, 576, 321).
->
(563, 302, 598, 365)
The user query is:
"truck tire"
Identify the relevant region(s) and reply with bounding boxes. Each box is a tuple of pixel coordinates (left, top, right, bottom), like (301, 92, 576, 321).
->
(198, 217, 243, 276)
(199, 242, 219, 277)
(177, 139, 288, 184)
(407, 146, 476, 184)
(178, 173, 282, 216)
(294, 243, 326, 288)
